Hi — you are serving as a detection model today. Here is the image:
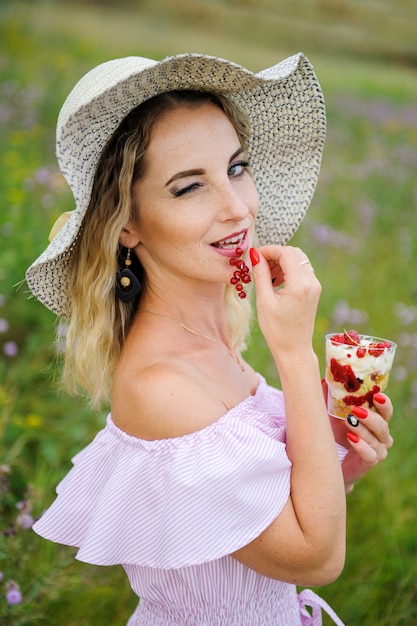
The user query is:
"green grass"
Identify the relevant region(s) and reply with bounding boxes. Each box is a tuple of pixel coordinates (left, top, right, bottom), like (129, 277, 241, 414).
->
(1, 0, 417, 623)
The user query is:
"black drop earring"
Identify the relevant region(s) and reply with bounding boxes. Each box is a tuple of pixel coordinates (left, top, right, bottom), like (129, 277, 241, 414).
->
(115, 248, 142, 302)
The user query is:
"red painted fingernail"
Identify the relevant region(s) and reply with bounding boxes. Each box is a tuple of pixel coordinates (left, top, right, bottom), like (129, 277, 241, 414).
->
(347, 432, 360, 444)
(352, 406, 368, 419)
(249, 248, 260, 267)
(373, 393, 386, 404)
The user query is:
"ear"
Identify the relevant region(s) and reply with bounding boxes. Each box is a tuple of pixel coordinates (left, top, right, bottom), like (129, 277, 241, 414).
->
(118, 222, 141, 249)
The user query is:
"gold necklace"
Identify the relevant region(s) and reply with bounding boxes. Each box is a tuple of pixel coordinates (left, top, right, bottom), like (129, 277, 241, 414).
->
(138, 309, 245, 372)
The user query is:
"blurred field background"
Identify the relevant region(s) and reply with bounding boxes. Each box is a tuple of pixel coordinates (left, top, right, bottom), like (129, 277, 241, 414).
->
(1, 0, 416, 623)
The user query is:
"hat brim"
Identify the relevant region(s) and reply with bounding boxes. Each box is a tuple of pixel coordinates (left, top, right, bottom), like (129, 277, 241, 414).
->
(26, 52, 326, 317)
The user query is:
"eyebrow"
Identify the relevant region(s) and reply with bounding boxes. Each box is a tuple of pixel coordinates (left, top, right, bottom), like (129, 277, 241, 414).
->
(164, 147, 244, 187)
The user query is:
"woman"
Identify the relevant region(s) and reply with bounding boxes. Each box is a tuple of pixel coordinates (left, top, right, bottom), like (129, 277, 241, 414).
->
(26, 53, 393, 625)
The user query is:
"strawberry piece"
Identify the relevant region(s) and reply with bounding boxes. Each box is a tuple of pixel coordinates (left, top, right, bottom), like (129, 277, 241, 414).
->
(330, 358, 362, 392)
(330, 334, 346, 344)
(343, 330, 361, 346)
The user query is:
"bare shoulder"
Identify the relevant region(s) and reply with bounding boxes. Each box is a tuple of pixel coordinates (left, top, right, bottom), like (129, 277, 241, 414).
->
(111, 360, 227, 440)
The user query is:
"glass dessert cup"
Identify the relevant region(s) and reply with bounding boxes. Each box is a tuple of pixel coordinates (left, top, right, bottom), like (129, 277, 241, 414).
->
(325, 331, 397, 420)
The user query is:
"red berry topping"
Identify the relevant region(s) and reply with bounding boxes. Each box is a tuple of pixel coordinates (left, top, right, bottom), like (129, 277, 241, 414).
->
(330, 329, 361, 346)
(368, 342, 386, 357)
(330, 358, 362, 392)
(343, 330, 361, 346)
(356, 347, 366, 358)
(330, 334, 346, 344)
(235, 247, 243, 256)
(229, 258, 237, 266)
(343, 385, 380, 408)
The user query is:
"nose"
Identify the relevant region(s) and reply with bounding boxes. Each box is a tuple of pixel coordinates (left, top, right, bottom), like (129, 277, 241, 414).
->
(218, 180, 250, 222)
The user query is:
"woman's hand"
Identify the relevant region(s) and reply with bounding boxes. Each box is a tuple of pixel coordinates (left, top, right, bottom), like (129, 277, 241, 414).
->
(250, 245, 321, 357)
(246, 247, 347, 583)
(323, 380, 394, 490)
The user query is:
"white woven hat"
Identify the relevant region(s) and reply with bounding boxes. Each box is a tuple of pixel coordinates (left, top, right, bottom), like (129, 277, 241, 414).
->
(26, 52, 326, 318)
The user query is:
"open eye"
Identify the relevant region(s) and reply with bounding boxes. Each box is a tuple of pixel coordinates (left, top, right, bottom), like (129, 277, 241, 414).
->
(228, 160, 250, 177)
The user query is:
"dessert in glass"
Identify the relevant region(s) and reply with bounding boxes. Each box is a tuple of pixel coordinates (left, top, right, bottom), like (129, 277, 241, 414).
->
(325, 330, 397, 420)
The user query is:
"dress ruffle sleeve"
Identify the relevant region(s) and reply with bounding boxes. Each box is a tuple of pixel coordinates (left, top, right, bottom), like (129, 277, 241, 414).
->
(33, 376, 292, 569)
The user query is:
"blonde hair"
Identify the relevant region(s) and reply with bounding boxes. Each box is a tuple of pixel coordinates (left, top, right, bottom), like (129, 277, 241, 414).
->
(64, 91, 253, 408)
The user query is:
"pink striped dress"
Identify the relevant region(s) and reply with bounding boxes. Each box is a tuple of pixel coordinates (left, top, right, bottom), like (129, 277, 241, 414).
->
(33, 375, 346, 625)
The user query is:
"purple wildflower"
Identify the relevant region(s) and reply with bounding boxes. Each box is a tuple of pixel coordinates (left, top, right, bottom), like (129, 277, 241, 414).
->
(394, 303, 417, 326)
(34, 166, 51, 185)
(0, 318, 9, 332)
(5, 581, 22, 605)
(15, 498, 34, 529)
(16, 512, 34, 530)
(3, 341, 18, 357)
(332, 300, 369, 327)
(311, 223, 357, 252)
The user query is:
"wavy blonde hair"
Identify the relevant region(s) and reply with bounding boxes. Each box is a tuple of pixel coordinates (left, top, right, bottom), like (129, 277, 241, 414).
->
(64, 90, 253, 408)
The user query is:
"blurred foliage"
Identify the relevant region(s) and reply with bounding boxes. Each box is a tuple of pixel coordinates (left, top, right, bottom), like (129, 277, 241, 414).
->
(42, 0, 417, 66)
(0, 0, 416, 624)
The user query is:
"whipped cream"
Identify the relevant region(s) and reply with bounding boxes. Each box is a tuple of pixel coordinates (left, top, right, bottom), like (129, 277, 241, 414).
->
(325, 336, 395, 376)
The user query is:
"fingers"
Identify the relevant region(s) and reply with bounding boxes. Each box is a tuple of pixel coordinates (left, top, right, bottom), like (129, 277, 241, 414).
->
(345, 431, 379, 464)
(250, 245, 320, 301)
(249, 246, 279, 299)
(345, 403, 394, 465)
(250, 246, 321, 316)
(250, 246, 322, 354)
(372, 392, 393, 422)
(254, 245, 317, 283)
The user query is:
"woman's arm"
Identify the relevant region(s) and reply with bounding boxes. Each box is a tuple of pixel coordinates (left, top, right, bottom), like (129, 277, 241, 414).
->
(231, 246, 346, 586)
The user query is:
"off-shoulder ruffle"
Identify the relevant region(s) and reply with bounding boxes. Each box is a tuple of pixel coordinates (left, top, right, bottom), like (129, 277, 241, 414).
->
(33, 376, 293, 568)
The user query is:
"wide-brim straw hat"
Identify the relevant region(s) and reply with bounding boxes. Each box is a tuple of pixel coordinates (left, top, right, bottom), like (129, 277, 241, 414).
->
(26, 52, 326, 318)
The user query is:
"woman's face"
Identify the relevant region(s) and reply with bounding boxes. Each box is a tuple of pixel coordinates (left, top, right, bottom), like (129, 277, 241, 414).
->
(130, 101, 259, 292)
